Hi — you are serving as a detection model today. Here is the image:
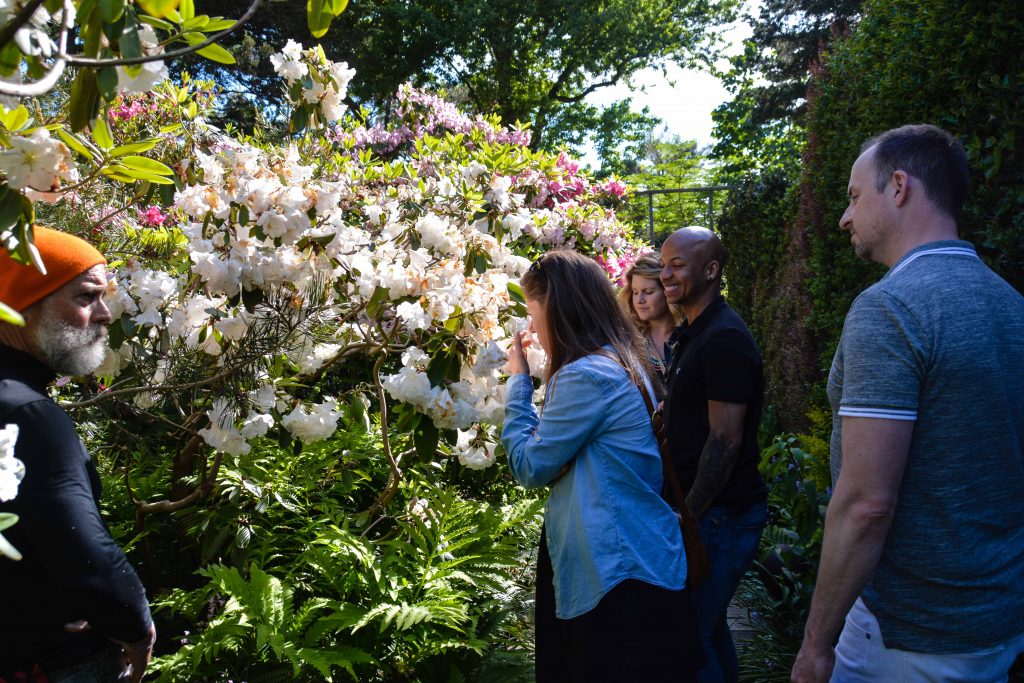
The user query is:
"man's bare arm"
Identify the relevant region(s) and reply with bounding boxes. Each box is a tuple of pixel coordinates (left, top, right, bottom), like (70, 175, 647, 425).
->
(791, 417, 913, 683)
(685, 400, 747, 519)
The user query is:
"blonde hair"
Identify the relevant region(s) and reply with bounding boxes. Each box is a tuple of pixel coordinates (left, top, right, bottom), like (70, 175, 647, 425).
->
(617, 253, 682, 335)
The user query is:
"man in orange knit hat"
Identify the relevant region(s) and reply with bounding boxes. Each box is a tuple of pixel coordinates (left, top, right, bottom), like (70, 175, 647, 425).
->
(0, 227, 155, 683)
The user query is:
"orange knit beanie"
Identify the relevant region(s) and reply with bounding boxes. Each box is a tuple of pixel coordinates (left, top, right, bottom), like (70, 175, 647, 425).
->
(0, 227, 107, 313)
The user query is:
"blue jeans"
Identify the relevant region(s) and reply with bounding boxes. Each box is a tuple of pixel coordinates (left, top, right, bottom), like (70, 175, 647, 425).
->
(692, 501, 768, 683)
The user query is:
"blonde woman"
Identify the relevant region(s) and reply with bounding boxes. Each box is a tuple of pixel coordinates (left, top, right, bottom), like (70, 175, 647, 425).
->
(619, 253, 682, 380)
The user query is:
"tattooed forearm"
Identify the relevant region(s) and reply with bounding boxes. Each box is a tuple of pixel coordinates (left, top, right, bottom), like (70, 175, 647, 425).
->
(686, 434, 742, 519)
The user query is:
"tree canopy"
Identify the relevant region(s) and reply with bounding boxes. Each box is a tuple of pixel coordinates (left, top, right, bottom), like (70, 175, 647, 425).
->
(710, 0, 860, 174)
(173, 0, 738, 155)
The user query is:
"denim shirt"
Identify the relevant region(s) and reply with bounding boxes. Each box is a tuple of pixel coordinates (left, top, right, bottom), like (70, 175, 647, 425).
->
(502, 353, 686, 619)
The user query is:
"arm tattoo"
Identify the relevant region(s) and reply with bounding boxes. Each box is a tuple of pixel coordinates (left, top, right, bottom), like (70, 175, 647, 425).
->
(685, 434, 742, 520)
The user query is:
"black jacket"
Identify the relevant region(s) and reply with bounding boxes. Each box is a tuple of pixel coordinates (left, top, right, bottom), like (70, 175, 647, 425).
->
(0, 345, 152, 672)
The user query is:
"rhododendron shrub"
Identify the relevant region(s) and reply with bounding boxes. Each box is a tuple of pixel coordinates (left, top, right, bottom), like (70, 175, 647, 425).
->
(92, 44, 638, 484)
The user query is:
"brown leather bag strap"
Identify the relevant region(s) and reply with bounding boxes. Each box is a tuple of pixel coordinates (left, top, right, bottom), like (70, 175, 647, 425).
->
(635, 381, 701, 534)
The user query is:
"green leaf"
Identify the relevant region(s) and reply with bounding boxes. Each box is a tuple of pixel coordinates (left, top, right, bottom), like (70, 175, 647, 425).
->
(180, 31, 235, 63)
(204, 18, 236, 31)
(289, 105, 309, 133)
(91, 116, 113, 150)
(178, 0, 194, 20)
(97, 66, 119, 102)
(137, 0, 179, 19)
(364, 285, 388, 318)
(307, 0, 335, 39)
(180, 15, 209, 31)
(102, 166, 174, 184)
(414, 419, 439, 460)
(0, 185, 26, 231)
(55, 129, 96, 160)
(195, 42, 235, 65)
(69, 70, 101, 132)
(426, 351, 452, 388)
(118, 15, 142, 60)
(507, 282, 526, 304)
(0, 43, 21, 77)
(0, 105, 29, 132)
(120, 155, 174, 175)
(108, 139, 159, 156)
(138, 15, 173, 31)
(97, 0, 124, 22)
(0, 301, 23, 326)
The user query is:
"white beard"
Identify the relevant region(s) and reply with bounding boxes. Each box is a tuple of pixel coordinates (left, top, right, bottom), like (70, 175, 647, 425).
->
(31, 316, 108, 376)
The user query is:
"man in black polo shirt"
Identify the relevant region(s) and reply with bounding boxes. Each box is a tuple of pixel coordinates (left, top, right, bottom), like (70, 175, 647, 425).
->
(660, 227, 768, 683)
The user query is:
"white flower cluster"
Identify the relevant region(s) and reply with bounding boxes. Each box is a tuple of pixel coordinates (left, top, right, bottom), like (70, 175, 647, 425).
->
(116, 25, 168, 94)
(454, 427, 497, 470)
(94, 45, 634, 469)
(271, 40, 355, 123)
(198, 398, 250, 456)
(381, 344, 508, 435)
(0, 127, 79, 195)
(0, 0, 65, 59)
(0, 423, 23, 502)
(281, 397, 343, 443)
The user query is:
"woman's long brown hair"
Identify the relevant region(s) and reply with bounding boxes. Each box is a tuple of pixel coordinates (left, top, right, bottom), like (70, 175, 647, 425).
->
(521, 249, 656, 389)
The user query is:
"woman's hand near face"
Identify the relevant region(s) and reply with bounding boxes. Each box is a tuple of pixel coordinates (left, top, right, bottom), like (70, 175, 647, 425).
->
(507, 331, 532, 376)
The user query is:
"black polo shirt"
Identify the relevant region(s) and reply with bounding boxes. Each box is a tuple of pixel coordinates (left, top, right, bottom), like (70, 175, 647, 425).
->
(664, 296, 767, 512)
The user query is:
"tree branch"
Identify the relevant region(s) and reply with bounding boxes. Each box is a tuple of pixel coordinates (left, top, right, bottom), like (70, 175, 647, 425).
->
(549, 65, 627, 104)
(64, 367, 235, 408)
(367, 350, 401, 515)
(135, 450, 223, 514)
(61, 0, 262, 68)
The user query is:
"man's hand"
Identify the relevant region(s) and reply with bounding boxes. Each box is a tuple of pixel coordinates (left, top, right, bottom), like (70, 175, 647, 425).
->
(114, 622, 156, 683)
(791, 640, 835, 683)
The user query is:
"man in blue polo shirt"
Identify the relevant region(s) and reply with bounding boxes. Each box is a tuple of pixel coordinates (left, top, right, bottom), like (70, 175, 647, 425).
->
(660, 226, 768, 683)
(793, 124, 1024, 682)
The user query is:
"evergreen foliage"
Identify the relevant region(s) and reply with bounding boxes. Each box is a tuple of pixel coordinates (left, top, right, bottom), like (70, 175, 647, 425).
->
(718, 0, 1024, 428)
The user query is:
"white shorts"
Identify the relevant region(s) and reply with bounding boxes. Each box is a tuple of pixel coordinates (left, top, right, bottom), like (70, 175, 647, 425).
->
(832, 597, 1024, 683)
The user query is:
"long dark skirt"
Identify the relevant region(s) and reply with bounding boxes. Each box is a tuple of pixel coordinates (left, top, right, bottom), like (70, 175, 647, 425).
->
(534, 525, 703, 682)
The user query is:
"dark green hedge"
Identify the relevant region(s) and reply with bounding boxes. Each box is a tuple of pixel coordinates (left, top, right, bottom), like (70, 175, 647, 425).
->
(722, 0, 1024, 430)
(717, 167, 820, 432)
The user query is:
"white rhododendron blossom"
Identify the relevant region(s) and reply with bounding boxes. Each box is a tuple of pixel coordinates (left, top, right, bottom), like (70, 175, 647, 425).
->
(198, 399, 250, 456)
(455, 428, 497, 470)
(71, 44, 637, 470)
(0, 128, 78, 191)
(269, 40, 308, 82)
(272, 41, 355, 124)
(115, 26, 168, 93)
(0, 1, 58, 59)
(240, 414, 274, 439)
(281, 398, 343, 443)
(0, 423, 24, 502)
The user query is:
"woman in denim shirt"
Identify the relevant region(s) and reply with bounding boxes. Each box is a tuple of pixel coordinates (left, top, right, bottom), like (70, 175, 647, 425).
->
(503, 250, 701, 682)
